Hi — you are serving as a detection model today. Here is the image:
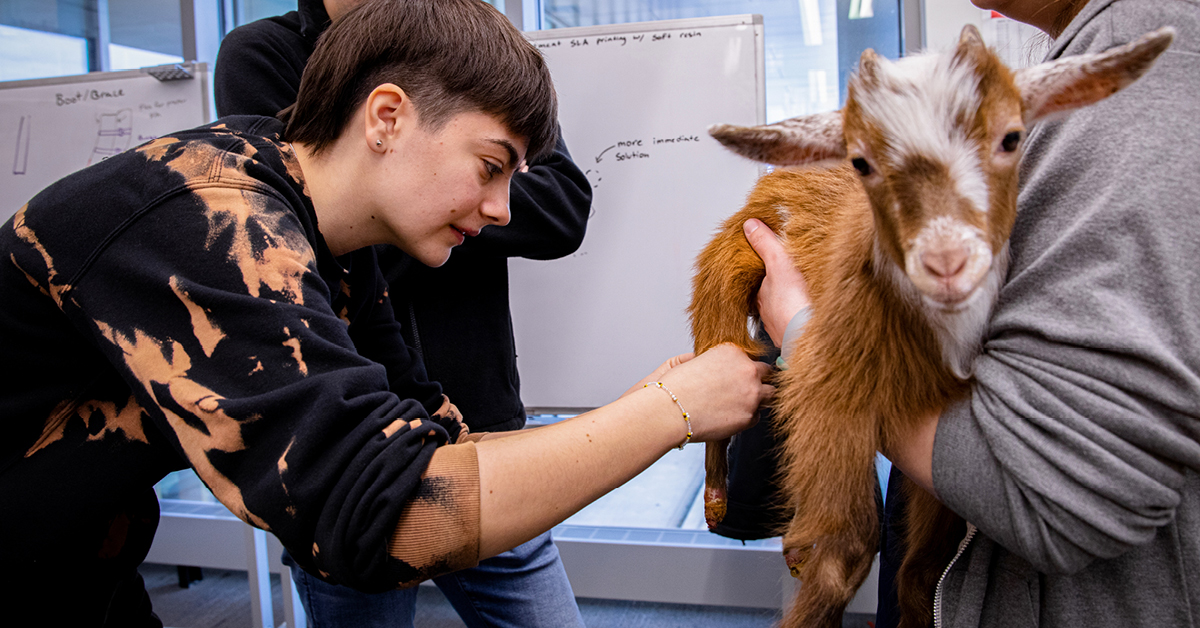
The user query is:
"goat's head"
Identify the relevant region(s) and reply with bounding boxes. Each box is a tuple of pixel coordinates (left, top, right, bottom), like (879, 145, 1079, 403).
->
(711, 24, 1173, 311)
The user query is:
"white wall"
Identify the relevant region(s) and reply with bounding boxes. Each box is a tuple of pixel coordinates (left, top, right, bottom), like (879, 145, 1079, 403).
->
(924, 0, 989, 51)
(922, 0, 1047, 66)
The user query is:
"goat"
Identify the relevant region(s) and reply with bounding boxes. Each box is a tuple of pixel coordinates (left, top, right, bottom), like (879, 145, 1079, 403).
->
(689, 24, 1173, 628)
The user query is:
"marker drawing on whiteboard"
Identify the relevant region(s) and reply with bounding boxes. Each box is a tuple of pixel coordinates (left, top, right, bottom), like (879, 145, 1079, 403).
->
(533, 29, 698, 51)
(614, 138, 649, 161)
(13, 116, 31, 175)
(584, 169, 602, 193)
(594, 145, 615, 163)
(597, 140, 651, 164)
(55, 88, 126, 107)
(87, 109, 134, 166)
(653, 135, 701, 145)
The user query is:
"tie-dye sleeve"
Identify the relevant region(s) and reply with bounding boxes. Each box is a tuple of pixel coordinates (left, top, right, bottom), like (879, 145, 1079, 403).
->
(51, 182, 477, 590)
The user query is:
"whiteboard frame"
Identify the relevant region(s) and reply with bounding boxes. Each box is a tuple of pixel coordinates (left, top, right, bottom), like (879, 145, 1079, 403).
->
(0, 62, 214, 124)
(519, 15, 767, 415)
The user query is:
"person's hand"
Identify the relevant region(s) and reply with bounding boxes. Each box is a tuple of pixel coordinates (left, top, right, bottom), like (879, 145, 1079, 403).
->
(744, 218, 811, 347)
(621, 352, 694, 398)
(654, 343, 773, 442)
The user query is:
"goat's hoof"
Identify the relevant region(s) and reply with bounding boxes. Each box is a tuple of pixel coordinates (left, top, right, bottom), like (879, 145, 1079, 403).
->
(784, 546, 809, 578)
(704, 487, 728, 529)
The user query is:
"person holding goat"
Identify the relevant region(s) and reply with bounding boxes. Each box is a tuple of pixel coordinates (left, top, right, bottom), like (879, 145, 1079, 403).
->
(742, 0, 1200, 625)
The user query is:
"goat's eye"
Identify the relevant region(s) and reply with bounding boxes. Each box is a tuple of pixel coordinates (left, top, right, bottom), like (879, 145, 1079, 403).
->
(1000, 131, 1022, 152)
(851, 157, 872, 177)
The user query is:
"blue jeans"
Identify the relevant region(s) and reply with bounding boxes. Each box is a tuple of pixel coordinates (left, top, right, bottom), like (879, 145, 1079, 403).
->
(289, 531, 584, 628)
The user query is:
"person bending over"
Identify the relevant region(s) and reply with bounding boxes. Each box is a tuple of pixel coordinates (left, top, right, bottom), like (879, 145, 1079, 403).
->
(214, 1, 593, 624)
(0, 1, 771, 625)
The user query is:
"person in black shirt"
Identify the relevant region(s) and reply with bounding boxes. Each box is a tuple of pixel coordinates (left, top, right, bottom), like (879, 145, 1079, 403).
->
(214, 0, 594, 625)
(0, 1, 772, 625)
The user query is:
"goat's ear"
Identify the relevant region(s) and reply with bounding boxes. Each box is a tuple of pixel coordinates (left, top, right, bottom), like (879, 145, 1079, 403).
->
(1015, 27, 1174, 124)
(953, 24, 988, 65)
(709, 111, 846, 167)
(958, 24, 985, 49)
(857, 48, 882, 85)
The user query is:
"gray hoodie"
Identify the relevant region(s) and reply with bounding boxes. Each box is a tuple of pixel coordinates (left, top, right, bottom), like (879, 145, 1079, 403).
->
(932, 0, 1200, 625)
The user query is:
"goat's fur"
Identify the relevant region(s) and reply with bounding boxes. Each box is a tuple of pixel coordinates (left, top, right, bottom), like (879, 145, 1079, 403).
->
(689, 25, 1173, 628)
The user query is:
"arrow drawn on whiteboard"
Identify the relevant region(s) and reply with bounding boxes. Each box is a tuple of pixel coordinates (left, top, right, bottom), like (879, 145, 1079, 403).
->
(594, 145, 615, 163)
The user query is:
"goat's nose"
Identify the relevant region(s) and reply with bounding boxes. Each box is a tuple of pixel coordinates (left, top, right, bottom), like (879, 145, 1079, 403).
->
(921, 247, 969, 279)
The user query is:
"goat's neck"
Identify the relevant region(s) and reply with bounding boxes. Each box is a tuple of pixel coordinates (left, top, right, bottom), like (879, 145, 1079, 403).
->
(872, 239, 1009, 380)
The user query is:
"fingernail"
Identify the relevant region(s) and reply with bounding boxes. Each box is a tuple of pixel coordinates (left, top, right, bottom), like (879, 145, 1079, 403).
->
(744, 219, 760, 235)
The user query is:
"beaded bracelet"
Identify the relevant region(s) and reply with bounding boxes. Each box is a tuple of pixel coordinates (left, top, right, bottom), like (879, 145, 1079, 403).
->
(644, 381, 693, 449)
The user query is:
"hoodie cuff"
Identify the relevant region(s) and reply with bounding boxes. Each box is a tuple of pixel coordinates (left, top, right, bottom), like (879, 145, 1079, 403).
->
(388, 441, 481, 588)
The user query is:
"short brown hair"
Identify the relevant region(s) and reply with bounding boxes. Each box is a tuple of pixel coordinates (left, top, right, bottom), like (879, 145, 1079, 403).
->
(282, 0, 558, 161)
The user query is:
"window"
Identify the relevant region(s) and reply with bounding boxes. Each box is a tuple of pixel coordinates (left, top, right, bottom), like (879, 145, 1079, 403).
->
(1, 1, 100, 80)
(107, 0, 184, 70)
(0, 24, 88, 81)
(0, 0, 183, 79)
(232, 0, 294, 27)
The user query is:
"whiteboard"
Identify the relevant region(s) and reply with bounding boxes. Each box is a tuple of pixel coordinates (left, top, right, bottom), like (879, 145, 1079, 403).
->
(0, 63, 213, 222)
(512, 16, 765, 410)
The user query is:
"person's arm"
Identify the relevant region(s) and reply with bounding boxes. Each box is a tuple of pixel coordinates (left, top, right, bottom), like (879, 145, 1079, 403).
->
(214, 15, 310, 118)
(385, 345, 770, 574)
(473, 344, 768, 556)
(464, 133, 592, 260)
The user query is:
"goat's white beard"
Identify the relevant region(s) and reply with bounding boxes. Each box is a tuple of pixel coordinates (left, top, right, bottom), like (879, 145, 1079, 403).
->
(876, 241, 1009, 380)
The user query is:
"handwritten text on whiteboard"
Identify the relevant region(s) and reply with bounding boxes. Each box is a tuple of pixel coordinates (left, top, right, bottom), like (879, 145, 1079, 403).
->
(536, 31, 702, 50)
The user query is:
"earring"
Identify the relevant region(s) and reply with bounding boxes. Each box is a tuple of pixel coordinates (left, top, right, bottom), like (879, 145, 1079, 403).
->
(375, 139, 383, 147)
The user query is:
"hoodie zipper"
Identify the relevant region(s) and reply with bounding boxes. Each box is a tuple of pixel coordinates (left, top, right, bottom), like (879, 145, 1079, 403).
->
(407, 301, 425, 364)
(933, 522, 977, 628)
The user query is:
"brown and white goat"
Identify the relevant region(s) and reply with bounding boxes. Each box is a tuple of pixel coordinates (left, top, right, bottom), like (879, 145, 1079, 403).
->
(689, 24, 1173, 628)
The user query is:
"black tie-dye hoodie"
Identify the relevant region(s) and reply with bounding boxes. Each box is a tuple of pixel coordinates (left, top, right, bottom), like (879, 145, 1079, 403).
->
(0, 116, 483, 598)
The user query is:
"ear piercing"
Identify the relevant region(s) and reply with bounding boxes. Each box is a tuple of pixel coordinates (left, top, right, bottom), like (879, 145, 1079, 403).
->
(376, 139, 383, 147)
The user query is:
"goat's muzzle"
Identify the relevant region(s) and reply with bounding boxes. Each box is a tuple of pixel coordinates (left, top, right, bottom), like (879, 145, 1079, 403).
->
(905, 226, 994, 308)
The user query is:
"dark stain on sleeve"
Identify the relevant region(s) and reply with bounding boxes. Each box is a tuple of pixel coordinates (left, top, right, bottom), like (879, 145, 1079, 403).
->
(411, 476, 454, 510)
